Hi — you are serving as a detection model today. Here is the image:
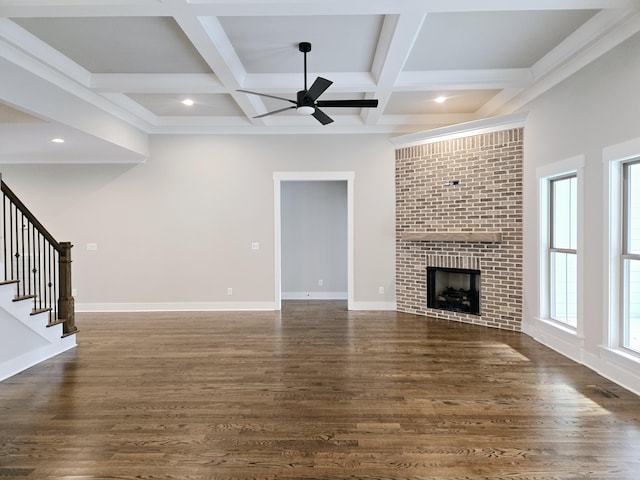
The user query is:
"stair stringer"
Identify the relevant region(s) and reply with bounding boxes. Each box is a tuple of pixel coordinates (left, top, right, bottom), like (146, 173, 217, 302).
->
(0, 282, 76, 382)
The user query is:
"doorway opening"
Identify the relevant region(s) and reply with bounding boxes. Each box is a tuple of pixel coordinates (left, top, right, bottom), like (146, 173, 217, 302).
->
(274, 172, 354, 310)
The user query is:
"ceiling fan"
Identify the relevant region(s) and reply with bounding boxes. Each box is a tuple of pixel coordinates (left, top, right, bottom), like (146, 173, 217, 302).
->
(237, 42, 378, 125)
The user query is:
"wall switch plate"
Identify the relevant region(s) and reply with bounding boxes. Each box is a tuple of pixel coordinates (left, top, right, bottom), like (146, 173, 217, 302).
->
(86, 243, 98, 251)
(251, 242, 259, 250)
(318, 279, 323, 286)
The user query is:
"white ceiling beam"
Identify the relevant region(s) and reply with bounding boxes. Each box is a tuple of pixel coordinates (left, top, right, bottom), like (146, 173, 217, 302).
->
(0, 0, 628, 18)
(0, 2, 173, 17)
(240, 72, 378, 93)
(504, 5, 640, 113)
(100, 93, 159, 124)
(148, 118, 419, 136)
(474, 88, 526, 118)
(1, 25, 152, 132)
(1, 0, 637, 141)
(0, 58, 149, 159)
(380, 112, 476, 126)
(173, 12, 268, 124)
(363, 12, 426, 125)
(173, 14, 246, 88)
(395, 69, 533, 91)
(532, 6, 640, 81)
(1, 19, 90, 86)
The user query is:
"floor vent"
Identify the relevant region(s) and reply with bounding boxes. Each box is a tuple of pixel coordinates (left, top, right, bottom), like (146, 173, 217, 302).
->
(587, 384, 619, 398)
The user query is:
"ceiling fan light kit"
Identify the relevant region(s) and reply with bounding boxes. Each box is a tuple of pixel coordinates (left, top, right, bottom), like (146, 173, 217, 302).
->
(296, 106, 315, 115)
(237, 42, 378, 125)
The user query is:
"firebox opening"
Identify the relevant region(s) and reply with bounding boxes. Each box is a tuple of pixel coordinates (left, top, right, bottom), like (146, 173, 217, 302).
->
(427, 267, 480, 316)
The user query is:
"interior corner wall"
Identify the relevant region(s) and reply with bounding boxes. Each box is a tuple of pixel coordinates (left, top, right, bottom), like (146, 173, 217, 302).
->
(521, 31, 640, 394)
(0, 134, 396, 311)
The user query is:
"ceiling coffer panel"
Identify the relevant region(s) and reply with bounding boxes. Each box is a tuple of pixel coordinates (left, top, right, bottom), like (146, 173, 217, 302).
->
(13, 17, 213, 74)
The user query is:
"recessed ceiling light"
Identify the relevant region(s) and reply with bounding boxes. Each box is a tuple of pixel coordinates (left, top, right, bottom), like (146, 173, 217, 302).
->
(181, 98, 194, 106)
(434, 96, 447, 104)
(51, 138, 65, 143)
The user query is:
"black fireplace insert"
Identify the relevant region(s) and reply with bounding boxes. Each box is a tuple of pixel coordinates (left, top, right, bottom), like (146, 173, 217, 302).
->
(427, 267, 480, 315)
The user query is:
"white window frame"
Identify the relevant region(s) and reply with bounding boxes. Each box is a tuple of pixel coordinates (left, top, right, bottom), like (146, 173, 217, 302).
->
(603, 137, 640, 364)
(549, 174, 578, 326)
(621, 159, 640, 355)
(537, 156, 584, 336)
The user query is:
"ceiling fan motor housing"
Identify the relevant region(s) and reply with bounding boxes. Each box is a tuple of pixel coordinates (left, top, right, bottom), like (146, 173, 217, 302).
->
(296, 90, 315, 115)
(297, 90, 315, 107)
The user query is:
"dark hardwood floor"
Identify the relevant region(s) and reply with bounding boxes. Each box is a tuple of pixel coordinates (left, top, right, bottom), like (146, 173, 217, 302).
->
(1, 301, 639, 479)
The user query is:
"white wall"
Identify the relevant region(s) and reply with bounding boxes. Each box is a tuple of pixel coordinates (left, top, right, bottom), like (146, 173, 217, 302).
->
(522, 31, 640, 394)
(0, 133, 396, 310)
(281, 181, 347, 299)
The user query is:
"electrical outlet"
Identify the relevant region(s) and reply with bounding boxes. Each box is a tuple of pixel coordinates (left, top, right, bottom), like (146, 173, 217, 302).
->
(378, 286, 385, 294)
(251, 242, 260, 250)
(227, 287, 233, 295)
(318, 279, 323, 286)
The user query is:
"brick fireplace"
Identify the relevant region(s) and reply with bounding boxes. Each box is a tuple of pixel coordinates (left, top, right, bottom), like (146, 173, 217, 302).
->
(394, 126, 523, 331)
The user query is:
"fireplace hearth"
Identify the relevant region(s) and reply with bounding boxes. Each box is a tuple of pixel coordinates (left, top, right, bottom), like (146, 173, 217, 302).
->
(427, 267, 480, 315)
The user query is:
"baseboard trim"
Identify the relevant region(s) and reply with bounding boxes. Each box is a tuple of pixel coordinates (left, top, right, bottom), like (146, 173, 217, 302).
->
(282, 291, 348, 300)
(0, 336, 76, 382)
(522, 316, 640, 397)
(350, 301, 397, 311)
(77, 300, 398, 313)
(77, 302, 278, 312)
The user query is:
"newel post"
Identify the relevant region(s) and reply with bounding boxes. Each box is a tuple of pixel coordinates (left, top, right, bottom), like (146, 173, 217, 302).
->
(58, 241, 77, 336)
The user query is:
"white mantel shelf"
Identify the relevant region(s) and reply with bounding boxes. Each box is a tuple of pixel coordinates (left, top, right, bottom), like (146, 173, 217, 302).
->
(402, 232, 503, 243)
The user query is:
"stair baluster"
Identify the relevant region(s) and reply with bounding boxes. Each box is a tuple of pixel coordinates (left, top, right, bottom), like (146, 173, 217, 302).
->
(1, 175, 76, 337)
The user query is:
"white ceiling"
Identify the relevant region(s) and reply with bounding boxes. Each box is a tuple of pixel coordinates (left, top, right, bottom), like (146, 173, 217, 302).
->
(1, 0, 639, 163)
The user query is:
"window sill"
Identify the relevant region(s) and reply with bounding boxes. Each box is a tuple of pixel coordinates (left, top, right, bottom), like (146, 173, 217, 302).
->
(537, 317, 580, 338)
(600, 346, 640, 369)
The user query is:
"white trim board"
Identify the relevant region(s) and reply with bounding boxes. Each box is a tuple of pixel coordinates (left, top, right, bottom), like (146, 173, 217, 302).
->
(282, 292, 348, 300)
(76, 302, 277, 312)
(0, 337, 76, 382)
(389, 112, 528, 149)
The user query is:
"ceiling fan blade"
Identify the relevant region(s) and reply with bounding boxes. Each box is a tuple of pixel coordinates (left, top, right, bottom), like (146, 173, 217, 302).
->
(316, 99, 379, 108)
(237, 89, 296, 104)
(253, 106, 296, 119)
(312, 108, 333, 125)
(305, 77, 333, 102)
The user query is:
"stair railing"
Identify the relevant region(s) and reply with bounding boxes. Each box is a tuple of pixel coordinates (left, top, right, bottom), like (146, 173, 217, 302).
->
(1, 175, 77, 337)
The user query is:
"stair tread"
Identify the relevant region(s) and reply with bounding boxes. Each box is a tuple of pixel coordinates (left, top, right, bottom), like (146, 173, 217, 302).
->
(14, 294, 37, 301)
(47, 317, 66, 327)
(62, 328, 79, 338)
(32, 307, 52, 316)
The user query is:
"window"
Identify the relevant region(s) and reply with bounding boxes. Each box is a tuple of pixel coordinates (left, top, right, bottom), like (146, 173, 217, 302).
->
(538, 156, 583, 331)
(622, 160, 640, 353)
(549, 175, 578, 327)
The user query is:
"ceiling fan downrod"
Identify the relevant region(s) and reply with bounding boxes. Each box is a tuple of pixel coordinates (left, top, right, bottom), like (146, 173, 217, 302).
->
(299, 41, 311, 92)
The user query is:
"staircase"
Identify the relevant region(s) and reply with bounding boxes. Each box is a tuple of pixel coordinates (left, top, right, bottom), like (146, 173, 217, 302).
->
(0, 175, 77, 381)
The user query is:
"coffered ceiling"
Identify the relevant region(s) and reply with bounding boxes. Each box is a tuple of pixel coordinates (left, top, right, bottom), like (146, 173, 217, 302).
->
(1, 0, 639, 162)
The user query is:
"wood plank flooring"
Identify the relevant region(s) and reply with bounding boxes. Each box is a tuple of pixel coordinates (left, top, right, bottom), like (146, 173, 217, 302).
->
(1, 301, 639, 479)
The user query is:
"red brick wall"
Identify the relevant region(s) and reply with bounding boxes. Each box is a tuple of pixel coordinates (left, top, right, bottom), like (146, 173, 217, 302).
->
(395, 128, 523, 330)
